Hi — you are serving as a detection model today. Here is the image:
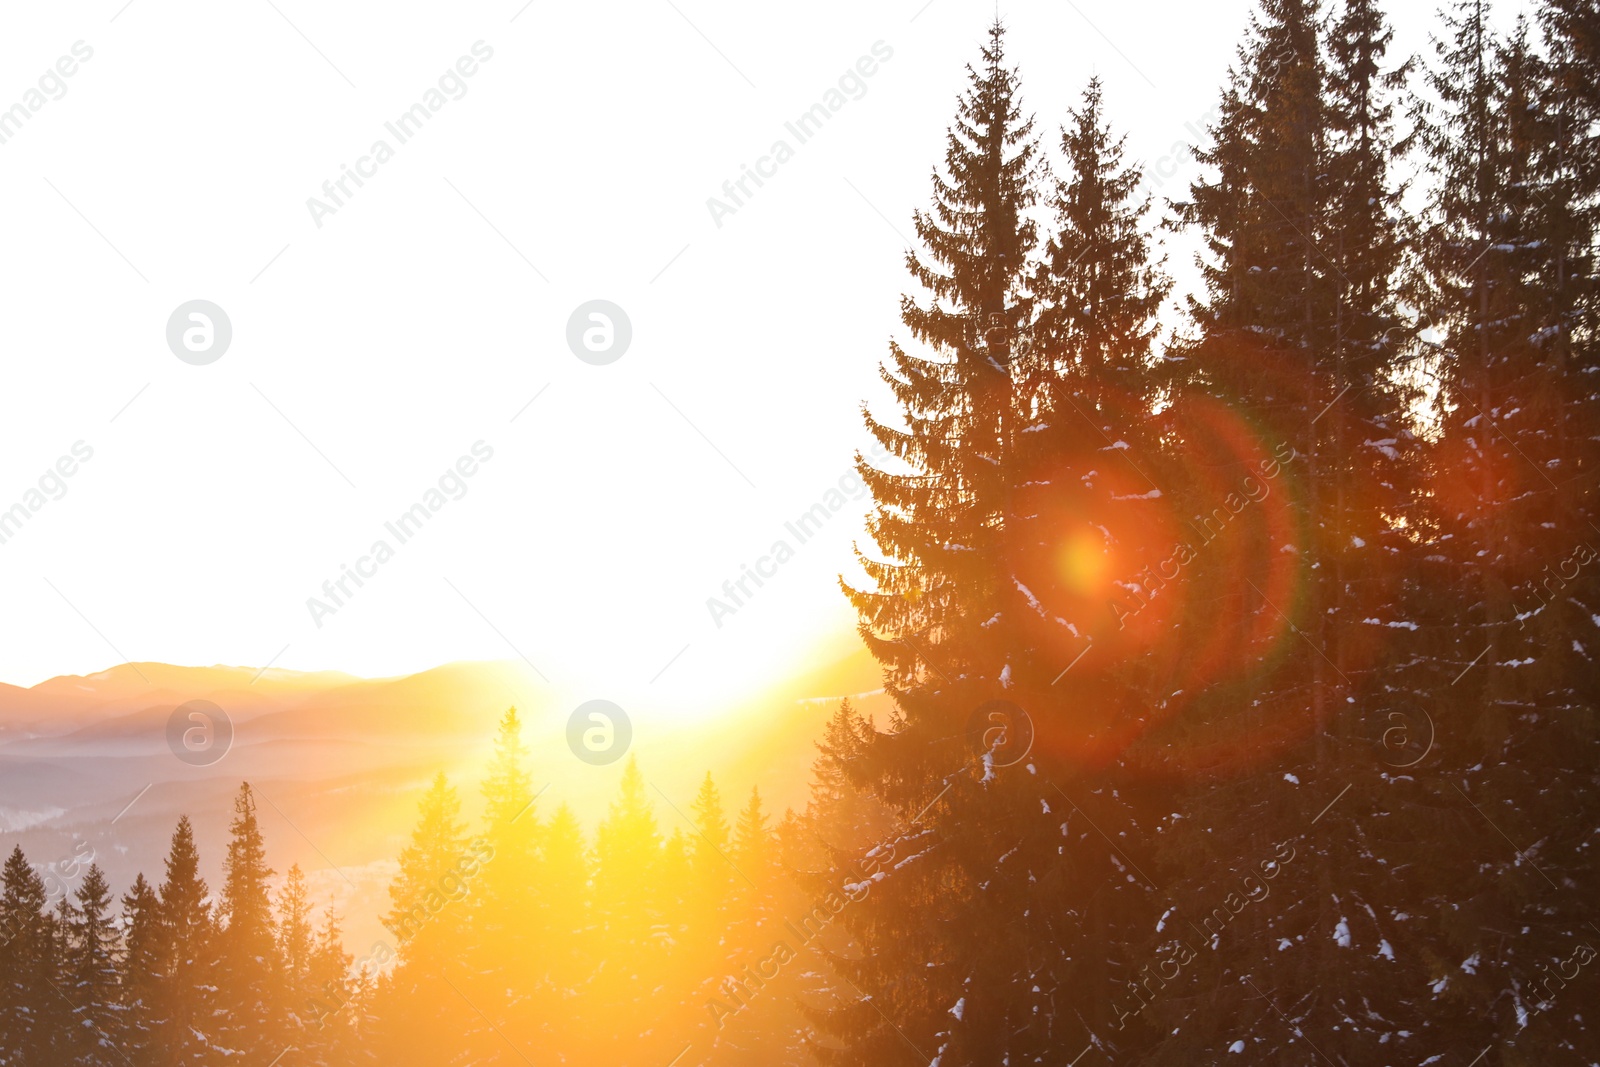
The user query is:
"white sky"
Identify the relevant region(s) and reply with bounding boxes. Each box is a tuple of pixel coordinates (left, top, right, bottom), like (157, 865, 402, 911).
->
(0, 0, 1533, 724)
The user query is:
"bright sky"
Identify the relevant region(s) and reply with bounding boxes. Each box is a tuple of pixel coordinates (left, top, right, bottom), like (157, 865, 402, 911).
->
(0, 0, 1534, 724)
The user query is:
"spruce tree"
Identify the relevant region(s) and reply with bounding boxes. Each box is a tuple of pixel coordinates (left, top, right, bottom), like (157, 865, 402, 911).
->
(276, 862, 326, 1054)
(688, 771, 734, 920)
(803, 700, 889, 859)
(383, 772, 471, 960)
(1403, 1, 1600, 1058)
(117, 873, 162, 1067)
(63, 865, 120, 1066)
(1180, 0, 1332, 350)
(1033, 76, 1170, 407)
(1113, 0, 1422, 1059)
(472, 705, 541, 1048)
(1015, 72, 1174, 757)
(822, 22, 1112, 1066)
(536, 802, 592, 1057)
(729, 786, 777, 941)
(371, 772, 482, 1063)
(730, 786, 773, 884)
(152, 816, 215, 1066)
(303, 904, 355, 1067)
(844, 17, 1043, 770)
(0, 846, 56, 1064)
(213, 783, 282, 1058)
(277, 863, 314, 988)
(592, 756, 662, 932)
(589, 757, 674, 1063)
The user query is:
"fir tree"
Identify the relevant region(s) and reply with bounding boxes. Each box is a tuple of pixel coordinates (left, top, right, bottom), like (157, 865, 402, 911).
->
(588, 757, 677, 1063)
(63, 864, 120, 1066)
(536, 802, 592, 1056)
(302, 904, 356, 1067)
(688, 771, 734, 919)
(803, 700, 891, 866)
(382, 772, 471, 958)
(1401, 1, 1600, 1058)
(371, 773, 487, 1064)
(845, 17, 1044, 762)
(152, 816, 215, 1066)
(592, 756, 662, 932)
(473, 705, 541, 1044)
(1033, 76, 1170, 408)
(117, 873, 162, 1067)
(0, 845, 57, 1065)
(1014, 72, 1175, 758)
(822, 23, 1093, 1067)
(213, 783, 282, 1058)
(277, 863, 314, 988)
(730, 786, 773, 883)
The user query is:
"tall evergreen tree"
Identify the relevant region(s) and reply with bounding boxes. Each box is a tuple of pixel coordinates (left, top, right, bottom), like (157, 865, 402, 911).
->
(592, 756, 662, 927)
(208, 783, 283, 1062)
(821, 23, 1143, 1067)
(730, 787, 771, 874)
(213, 783, 282, 1058)
(117, 872, 162, 1066)
(588, 757, 672, 1063)
(277, 863, 314, 989)
(1015, 72, 1175, 757)
(152, 816, 215, 1066)
(536, 802, 592, 1057)
(0, 846, 58, 1065)
(370, 772, 483, 1065)
(1402, 2, 1600, 1060)
(1033, 76, 1171, 409)
(276, 862, 326, 1056)
(844, 17, 1043, 767)
(63, 865, 120, 1066)
(1180, 0, 1331, 350)
(303, 904, 356, 1067)
(688, 771, 734, 919)
(471, 705, 541, 1050)
(802, 700, 892, 867)
(1110, 0, 1425, 1060)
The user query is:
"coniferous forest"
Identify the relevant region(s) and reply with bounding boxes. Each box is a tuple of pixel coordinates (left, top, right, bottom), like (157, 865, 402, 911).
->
(4, 0, 1600, 1062)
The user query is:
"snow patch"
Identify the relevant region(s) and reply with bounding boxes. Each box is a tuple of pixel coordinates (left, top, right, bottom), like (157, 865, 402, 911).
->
(0, 807, 66, 833)
(1015, 580, 1044, 615)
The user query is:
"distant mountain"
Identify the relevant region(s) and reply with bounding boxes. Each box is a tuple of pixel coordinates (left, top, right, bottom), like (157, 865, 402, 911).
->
(0, 662, 362, 741)
(245, 660, 550, 742)
(0, 660, 562, 752)
(0, 638, 887, 953)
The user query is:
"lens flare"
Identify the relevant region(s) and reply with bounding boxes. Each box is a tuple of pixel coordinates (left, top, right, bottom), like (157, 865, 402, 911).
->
(1057, 528, 1111, 596)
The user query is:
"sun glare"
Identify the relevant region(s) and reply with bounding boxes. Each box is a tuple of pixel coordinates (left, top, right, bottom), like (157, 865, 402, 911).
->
(1057, 528, 1112, 595)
